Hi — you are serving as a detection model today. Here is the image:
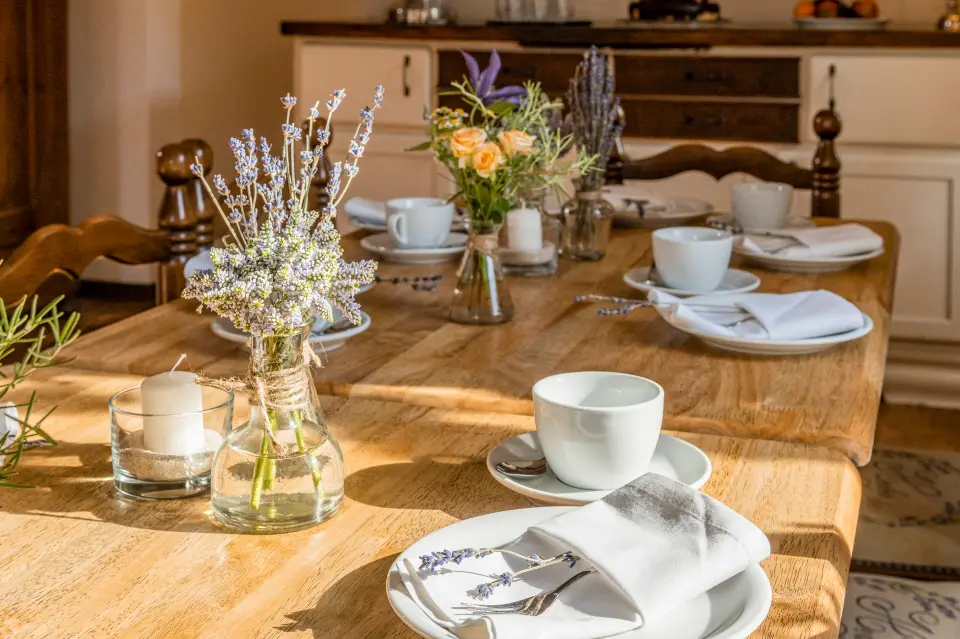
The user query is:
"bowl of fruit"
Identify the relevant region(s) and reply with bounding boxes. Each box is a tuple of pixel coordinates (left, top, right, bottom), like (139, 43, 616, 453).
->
(793, 0, 887, 29)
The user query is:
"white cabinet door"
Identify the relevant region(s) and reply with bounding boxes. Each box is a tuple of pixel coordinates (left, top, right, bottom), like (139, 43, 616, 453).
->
(806, 55, 960, 147)
(295, 41, 431, 128)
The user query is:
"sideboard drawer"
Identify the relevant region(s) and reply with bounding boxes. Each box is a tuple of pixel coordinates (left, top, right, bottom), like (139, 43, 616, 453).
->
(617, 56, 800, 99)
(622, 99, 799, 143)
(439, 51, 581, 95)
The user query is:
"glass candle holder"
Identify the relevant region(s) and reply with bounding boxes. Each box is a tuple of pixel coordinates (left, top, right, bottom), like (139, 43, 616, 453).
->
(499, 193, 561, 278)
(110, 384, 234, 500)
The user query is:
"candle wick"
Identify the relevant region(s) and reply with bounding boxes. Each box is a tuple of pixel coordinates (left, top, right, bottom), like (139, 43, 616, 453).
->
(170, 353, 187, 376)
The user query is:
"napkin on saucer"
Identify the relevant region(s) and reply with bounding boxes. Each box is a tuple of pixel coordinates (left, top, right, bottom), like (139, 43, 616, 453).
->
(605, 184, 676, 217)
(344, 197, 386, 225)
(400, 473, 770, 639)
(650, 289, 865, 340)
(738, 223, 884, 259)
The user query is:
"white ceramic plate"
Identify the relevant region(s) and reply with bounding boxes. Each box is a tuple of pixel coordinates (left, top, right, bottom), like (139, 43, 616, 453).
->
(733, 245, 885, 274)
(487, 432, 712, 507)
(386, 508, 773, 639)
(624, 267, 761, 297)
(794, 17, 889, 31)
(210, 311, 371, 353)
(614, 198, 713, 229)
(361, 232, 467, 265)
(658, 309, 874, 356)
(706, 214, 815, 234)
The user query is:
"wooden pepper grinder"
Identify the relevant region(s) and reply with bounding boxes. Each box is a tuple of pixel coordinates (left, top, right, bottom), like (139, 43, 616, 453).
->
(181, 138, 215, 249)
(156, 143, 197, 304)
(811, 64, 842, 219)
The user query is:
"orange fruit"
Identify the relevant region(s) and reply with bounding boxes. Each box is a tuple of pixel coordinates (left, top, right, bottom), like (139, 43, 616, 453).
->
(852, 0, 880, 18)
(815, 0, 840, 17)
(794, 1, 816, 17)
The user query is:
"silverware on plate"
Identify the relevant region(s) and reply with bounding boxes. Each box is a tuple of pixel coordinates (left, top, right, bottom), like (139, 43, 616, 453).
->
(495, 458, 548, 478)
(453, 570, 597, 617)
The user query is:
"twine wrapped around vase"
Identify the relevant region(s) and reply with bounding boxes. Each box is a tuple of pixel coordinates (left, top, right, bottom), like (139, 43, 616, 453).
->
(197, 341, 323, 452)
(467, 232, 499, 253)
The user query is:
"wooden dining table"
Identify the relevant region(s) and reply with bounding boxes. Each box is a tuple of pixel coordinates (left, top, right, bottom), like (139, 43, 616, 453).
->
(59, 219, 898, 466)
(0, 365, 861, 638)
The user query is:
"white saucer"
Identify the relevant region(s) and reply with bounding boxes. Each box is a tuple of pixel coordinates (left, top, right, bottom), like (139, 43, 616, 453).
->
(361, 232, 467, 265)
(733, 245, 885, 274)
(210, 311, 372, 353)
(624, 267, 761, 297)
(658, 309, 874, 356)
(487, 432, 712, 506)
(614, 198, 713, 229)
(350, 216, 466, 233)
(707, 214, 815, 234)
(387, 508, 772, 639)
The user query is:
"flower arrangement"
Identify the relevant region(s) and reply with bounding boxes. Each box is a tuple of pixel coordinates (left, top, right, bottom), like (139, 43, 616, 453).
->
(418, 547, 581, 599)
(415, 50, 595, 232)
(568, 47, 623, 192)
(185, 90, 382, 334)
(0, 293, 79, 487)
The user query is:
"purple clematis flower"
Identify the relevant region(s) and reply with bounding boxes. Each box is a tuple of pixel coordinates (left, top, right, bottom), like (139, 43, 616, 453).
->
(461, 50, 527, 105)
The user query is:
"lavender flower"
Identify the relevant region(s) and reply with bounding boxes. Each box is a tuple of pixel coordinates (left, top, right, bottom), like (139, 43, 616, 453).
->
(461, 50, 526, 105)
(281, 94, 297, 108)
(477, 584, 494, 600)
(568, 46, 623, 191)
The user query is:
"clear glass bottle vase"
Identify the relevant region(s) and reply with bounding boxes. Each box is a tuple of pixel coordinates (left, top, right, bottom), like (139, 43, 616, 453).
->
(210, 326, 344, 533)
(450, 220, 515, 325)
(561, 190, 615, 262)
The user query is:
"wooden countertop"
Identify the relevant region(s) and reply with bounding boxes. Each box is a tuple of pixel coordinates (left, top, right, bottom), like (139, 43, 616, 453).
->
(280, 20, 960, 49)
(56, 219, 897, 466)
(0, 366, 861, 638)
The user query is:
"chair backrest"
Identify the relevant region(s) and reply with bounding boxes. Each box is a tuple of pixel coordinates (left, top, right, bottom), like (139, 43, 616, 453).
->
(0, 139, 213, 304)
(606, 108, 843, 218)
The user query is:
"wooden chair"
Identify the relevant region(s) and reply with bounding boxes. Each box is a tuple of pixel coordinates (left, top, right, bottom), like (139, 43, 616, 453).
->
(606, 107, 843, 218)
(0, 140, 209, 308)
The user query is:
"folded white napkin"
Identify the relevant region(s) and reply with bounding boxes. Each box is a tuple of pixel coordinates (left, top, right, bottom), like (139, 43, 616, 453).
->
(738, 224, 884, 259)
(650, 289, 865, 340)
(400, 474, 770, 639)
(606, 184, 676, 217)
(344, 197, 387, 225)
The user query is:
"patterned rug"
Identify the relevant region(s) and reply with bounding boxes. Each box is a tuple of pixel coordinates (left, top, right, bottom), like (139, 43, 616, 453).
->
(840, 574, 960, 637)
(853, 447, 960, 579)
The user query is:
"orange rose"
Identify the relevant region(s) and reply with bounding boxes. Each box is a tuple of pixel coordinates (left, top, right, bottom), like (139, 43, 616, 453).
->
(498, 130, 535, 157)
(470, 142, 505, 179)
(449, 127, 487, 158)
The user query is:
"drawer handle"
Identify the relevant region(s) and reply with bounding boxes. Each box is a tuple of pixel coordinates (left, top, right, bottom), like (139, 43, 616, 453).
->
(683, 115, 724, 127)
(501, 66, 537, 79)
(403, 55, 411, 98)
(684, 71, 727, 83)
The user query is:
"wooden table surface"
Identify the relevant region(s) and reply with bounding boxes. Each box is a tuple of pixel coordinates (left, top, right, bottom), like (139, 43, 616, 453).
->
(0, 366, 861, 638)
(60, 220, 898, 466)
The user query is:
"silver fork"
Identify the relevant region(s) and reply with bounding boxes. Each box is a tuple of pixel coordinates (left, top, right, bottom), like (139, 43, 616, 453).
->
(453, 570, 596, 617)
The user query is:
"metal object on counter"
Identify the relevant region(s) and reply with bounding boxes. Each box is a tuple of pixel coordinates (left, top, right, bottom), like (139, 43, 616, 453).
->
(387, 0, 453, 25)
(495, 0, 575, 23)
(938, 0, 960, 32)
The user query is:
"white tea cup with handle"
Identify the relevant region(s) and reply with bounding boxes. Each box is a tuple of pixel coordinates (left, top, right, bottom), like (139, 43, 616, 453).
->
(385, 197, 455, 249)
(533, 372, 664, 490)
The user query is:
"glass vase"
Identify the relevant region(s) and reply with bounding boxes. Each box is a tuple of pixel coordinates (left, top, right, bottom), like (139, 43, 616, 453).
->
(561, 190, 616, 262)
(210, 326, 344, 534)
(450, 220, 515, 325)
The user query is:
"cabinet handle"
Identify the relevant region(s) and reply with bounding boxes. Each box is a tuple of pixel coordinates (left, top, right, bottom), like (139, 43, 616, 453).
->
(682, 115, 724, 127)
(684, 70, 727, 83)
(403, 55, 411, 98)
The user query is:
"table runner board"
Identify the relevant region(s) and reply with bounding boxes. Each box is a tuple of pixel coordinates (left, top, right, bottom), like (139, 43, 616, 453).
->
(0, 367, 859, 638)
(57, 220, 897, 465)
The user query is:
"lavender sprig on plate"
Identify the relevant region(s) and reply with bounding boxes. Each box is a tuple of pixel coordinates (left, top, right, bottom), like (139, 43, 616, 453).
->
(418, 548, 581, 599)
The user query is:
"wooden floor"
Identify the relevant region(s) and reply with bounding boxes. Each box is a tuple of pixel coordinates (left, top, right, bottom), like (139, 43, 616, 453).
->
(875, 403, 959, 453)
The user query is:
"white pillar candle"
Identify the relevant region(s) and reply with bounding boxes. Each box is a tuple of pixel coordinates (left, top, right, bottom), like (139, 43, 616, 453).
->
(140, 371, 205, 456)
(507, 207, 543, 252)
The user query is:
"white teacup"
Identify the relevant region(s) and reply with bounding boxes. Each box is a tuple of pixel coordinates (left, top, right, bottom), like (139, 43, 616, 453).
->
(652, 227, 733, 293)
(731, 182, 794, 230)
(532, 372, 664, 490)
(385, 197, 455, 249)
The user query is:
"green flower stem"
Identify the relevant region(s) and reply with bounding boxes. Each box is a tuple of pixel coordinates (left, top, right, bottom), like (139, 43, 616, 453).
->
(250, 433, 270, 510)
(294, 420, 323, 490)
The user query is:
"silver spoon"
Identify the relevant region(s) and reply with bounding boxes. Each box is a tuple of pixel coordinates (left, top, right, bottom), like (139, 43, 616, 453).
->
(495, 458, 548, 478)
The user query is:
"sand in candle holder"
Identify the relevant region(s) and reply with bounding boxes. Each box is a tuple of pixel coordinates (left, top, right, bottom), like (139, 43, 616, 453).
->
(117, 430, 223, 482)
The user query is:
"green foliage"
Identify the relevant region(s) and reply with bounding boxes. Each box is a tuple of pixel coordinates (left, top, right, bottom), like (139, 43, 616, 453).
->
(0, 287, 80, 487)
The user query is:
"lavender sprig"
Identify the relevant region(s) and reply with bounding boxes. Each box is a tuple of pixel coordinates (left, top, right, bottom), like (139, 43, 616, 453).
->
(375, 274, 443, 291)
(568, 47, 623, 191)
(574, 294, 658, 317)
(417, 548, 581, 600)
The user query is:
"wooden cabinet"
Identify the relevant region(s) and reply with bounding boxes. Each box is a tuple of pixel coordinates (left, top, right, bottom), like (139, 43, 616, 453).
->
(617, 56, 799, 99)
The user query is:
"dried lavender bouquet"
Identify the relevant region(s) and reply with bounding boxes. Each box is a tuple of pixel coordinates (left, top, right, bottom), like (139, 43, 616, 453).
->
(568, 47, 624, 192)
